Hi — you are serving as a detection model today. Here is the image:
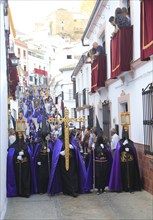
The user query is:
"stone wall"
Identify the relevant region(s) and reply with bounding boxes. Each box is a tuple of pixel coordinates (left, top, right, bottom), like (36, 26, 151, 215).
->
(135, 143, 153, 195)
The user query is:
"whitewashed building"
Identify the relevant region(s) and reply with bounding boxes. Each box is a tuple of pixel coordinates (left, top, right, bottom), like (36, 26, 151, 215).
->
(0, 1, 9, 219)
(59, 64, 77, 119)
(75, 0, 153, 194)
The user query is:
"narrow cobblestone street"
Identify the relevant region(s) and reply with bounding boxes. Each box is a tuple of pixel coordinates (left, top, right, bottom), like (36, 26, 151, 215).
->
(4, 190, 153, 220)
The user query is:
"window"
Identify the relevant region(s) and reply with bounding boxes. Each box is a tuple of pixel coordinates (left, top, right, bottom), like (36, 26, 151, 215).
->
(29, 76, 33, 81)
(71, 108, 75, 118)
(120, 102, 128, 112)
(100, 31, 106, 53)
(67, 55, 72, 59)
(23, 50, 26, 59)
(18, 48, 21, 58)
(24, 65, 26, 72)
(122, 0, 130, 16)
(43, 78, 47, 85)
(68, 89, 73, 100)
(83, 88, 86, 105)
(35, 77, 37, 85)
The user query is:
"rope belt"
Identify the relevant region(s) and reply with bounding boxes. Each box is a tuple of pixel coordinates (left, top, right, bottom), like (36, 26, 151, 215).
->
(16, 157, 28, 163)
(94, 159, 108, 163)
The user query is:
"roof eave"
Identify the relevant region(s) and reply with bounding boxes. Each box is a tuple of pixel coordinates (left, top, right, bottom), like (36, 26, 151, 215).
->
(81, 0, 108, 46)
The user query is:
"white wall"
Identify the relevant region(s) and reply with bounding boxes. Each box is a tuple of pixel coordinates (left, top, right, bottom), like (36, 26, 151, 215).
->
(62, 69, 76, 118)
(14, 44, 28, 70)
(0, 3, 8, 219)
(108, 62, 153, 143)
(82, 0, 153, 145)
(130, 0, 141, 60)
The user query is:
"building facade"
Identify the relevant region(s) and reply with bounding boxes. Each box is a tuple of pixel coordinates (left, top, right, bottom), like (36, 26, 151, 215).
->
(75, 0, 153, 194)
(0, 1, 9, 219)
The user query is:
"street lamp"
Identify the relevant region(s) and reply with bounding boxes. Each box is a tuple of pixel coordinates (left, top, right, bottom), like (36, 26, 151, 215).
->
(120, 112, 130, 126)
(120, 112, 130, 138)
(9, 53, 19, 67)
(8, 53, 19, 129)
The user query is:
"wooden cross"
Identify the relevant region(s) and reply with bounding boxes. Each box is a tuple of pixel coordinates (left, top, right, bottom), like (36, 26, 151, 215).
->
(48, 107, 86, 170)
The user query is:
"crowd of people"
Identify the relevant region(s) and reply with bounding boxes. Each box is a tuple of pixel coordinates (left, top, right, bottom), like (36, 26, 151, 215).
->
(85, 7, 131, 64)
(109, 7, 131, 37)
(7, 86, 142, 199)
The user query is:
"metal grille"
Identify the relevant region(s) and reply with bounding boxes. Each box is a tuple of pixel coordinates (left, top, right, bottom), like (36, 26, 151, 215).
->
(82, 88, 86, 105)
(142, 83, 153, 155)
(76, 92, 78, 108)
(102, 100, 110, 142)
(88, 107, 94, 128)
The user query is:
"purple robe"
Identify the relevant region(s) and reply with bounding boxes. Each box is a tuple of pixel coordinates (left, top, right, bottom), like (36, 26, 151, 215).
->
(37, 112, 43, 123)
(108, 141, 140, 192)
(32, 109, 39, 118)
(47, 138, 63, 195)
(7, 146, 33, 197)
(71, 138, 87, 193)
(47, 138, 87, 195)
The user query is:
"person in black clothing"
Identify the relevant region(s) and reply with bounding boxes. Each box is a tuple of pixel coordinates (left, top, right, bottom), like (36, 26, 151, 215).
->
(58, 125, 79, 197)
(119, 127, 141, 192)
(7, 132, 32, 198)
(33, 112, 52, 194)
(94, 135, 112, 194)
(108, 126, 141, 192)
(34, 132, 52, 194)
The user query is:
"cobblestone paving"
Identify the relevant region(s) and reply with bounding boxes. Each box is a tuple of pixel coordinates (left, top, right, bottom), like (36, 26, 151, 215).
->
(4, 190, 153, 220)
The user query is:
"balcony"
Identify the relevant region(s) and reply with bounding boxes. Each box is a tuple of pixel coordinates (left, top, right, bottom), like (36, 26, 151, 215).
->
(91, 54, 107, 93)
(140, 0, 153, 61)
(34, 68, 48, 76)
(110, 26, 133, 79)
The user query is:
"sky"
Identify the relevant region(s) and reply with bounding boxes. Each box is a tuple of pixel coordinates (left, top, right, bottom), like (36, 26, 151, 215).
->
(9, 0, 82, 33)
